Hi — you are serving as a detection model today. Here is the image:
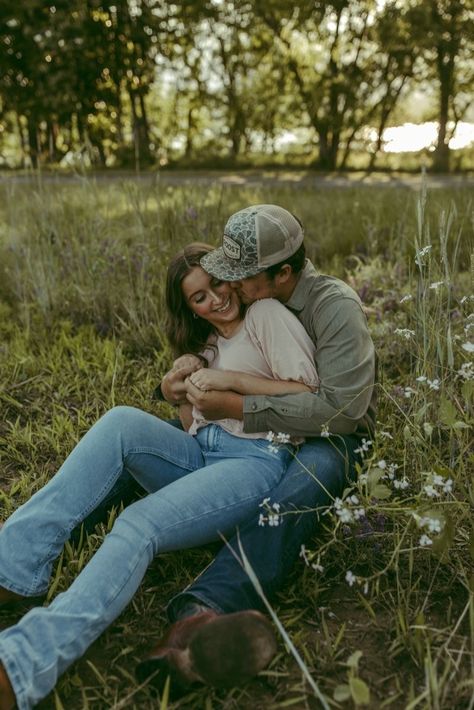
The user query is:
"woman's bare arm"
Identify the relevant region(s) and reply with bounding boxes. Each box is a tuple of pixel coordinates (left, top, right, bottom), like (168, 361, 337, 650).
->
(187, 369, 315, 396)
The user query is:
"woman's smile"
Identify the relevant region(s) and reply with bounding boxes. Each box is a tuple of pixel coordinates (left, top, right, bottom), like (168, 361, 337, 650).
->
(181, 266, 243, 336)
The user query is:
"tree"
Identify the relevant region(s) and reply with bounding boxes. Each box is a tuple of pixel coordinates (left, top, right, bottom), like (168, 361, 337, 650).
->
(404, 0, 474, 172)
(252, 0, 416, 170)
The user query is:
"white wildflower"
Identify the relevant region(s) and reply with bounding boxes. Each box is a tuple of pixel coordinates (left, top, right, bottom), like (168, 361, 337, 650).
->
(462, 342, 474, 353)
(415, 245, 432, 267)
(265, 431, 275, 442)
(387, 463, 399, 480)
(358, 473, 368, 484)
(427, 378, 440, 391)
(320, 424, 330, 438)
(258, 513, 266, 527)
(457, 362, 474, 380)
(272, 502, 281, 513)
(300, 544, 309, 565)
(354, 438, 372, 455)
(429, 281, 444, 290)
(348, 495, 359, 505)
(379, 430, 393, 439)
(400, 294, 413, 304)
(423, 484, 439, 498)
(443, 478, 453, 494)
(276, 432, 291, 444)
(259, 497, 271, 508)
(268, 444, 279, 454)
(337, 508, 353, 524)
(268, 513, 281, 526)
(420, 517, 442, 534)
(377, 459, 387, 470)
(416, 375, 427, 382)
(404, 386, 416, 398)
(353, 508, 365, 520)
(345, 570, 357, 587)
(312, 563, 324, 573)
(433, 474, 444, 486)
(395, 328, 416, 340)
(393, 477, 410, 490)
(363, 581, 369, 595)
(419, 534, 433, 547)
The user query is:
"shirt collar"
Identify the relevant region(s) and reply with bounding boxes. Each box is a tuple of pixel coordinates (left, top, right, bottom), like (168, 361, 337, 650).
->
(285, 260, 318, 312)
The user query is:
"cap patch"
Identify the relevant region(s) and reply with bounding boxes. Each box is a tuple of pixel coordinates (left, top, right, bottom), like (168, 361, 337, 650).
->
(223, 234, 241, 261)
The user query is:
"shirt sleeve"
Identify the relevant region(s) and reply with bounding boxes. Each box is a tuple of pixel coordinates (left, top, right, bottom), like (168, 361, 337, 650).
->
(245, 299, 319, 390)
(243, 297, 376, 437)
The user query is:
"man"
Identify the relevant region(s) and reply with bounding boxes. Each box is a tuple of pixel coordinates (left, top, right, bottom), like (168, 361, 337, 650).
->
(136, 204, 376, 693)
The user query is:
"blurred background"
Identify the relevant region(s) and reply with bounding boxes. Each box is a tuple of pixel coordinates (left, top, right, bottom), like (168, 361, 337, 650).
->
(0, 0, 473, 174)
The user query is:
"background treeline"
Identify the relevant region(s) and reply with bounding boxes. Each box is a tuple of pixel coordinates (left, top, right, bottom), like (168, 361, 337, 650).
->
(0, 0, 473, 172)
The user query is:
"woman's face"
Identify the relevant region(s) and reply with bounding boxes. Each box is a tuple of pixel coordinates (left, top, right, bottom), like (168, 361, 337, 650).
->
(181, 266, 241, 333)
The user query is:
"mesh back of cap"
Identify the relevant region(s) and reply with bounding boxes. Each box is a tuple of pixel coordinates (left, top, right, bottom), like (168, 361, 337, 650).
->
(256, 205, 302, 265)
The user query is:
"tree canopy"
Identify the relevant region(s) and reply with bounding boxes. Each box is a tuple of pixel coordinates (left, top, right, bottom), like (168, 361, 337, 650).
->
(0, 0, 472, 171)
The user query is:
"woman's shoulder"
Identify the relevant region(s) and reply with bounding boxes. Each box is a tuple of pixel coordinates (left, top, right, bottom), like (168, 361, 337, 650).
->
(245, 298, 287, 320)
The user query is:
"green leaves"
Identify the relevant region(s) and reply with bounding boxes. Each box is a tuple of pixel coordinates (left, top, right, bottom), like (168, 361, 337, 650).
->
(368, 466, 392, 500)
(439, 396, 470, 430)
(334, 651, 371, 706)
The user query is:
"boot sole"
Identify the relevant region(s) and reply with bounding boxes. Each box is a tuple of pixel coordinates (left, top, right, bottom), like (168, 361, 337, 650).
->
(136, 610, 277, 694)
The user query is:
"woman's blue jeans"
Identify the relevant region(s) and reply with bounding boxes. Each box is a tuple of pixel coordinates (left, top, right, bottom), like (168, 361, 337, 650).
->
(0, 406, 290, 710)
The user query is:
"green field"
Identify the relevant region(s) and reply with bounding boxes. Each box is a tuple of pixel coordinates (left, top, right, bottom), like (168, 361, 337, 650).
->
(0, 174, 473, 709)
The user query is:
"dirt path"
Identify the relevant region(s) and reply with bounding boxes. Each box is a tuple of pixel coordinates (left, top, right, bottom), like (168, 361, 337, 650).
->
(1, 168, 473, 190)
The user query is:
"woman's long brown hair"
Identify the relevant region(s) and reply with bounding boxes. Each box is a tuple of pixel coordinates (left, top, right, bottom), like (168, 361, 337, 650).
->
(165, 242, 216, 357)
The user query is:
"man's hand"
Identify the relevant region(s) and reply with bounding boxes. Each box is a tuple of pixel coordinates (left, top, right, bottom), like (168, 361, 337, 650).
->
(161, 357, 203, 405)
(185, 382, 244, 420)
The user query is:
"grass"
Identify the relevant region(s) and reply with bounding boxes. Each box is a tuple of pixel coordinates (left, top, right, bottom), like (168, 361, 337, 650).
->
(0, 173, 473, 708)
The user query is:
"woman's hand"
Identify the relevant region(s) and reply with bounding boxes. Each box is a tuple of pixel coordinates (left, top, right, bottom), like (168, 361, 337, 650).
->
(187, 369, 235, 392)
(161, 355, 204, 404)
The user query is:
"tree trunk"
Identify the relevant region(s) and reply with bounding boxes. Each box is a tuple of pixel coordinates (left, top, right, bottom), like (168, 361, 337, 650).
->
(432, 50, 452, 173)
(16, 113, 28, 168)
(26, 118, 39, 169)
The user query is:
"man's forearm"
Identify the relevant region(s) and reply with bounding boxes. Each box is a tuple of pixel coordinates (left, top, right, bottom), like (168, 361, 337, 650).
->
(243, 385, 375, 437)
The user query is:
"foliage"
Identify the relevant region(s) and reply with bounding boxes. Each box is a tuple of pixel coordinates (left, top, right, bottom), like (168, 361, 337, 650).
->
(0, 0, 473, 170)
(0, 178, 473, 707)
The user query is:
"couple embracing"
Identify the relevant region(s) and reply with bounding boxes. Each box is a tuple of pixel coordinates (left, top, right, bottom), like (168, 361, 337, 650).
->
(0, 205, 376, 709)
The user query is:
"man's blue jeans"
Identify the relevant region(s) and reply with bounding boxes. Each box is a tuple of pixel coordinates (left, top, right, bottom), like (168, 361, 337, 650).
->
(167, 434, 361, 618)
(0, 406, 290, 710)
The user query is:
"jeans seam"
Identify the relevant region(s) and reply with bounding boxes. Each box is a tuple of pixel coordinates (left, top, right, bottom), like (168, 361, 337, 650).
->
(124, 446, 200, 472)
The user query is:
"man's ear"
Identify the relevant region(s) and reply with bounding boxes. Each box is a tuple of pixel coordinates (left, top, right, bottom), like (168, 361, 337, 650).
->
(274, 264, 292, 286)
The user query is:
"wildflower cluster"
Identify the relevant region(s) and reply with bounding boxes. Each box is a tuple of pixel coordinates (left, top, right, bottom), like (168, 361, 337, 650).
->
(354, 438, 372, 456)
(379, 460, 410, 490)
(416, 375, 440, 391)
(345, 569, 369, 594)
(266, 430, 291, 453)
(422, 472, 453, 498)
(300, 544, 324, 572)
(332, 495, 365, 524)
(258, 497, 282, 527)
(457, 361, 473, 380)
(413, 512, 444, 547)
(414, 244, 432, 267)
(394, 328, 415, 340)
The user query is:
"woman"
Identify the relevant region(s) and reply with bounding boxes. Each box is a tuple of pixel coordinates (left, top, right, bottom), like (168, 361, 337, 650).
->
(0, 243, 317, 710)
